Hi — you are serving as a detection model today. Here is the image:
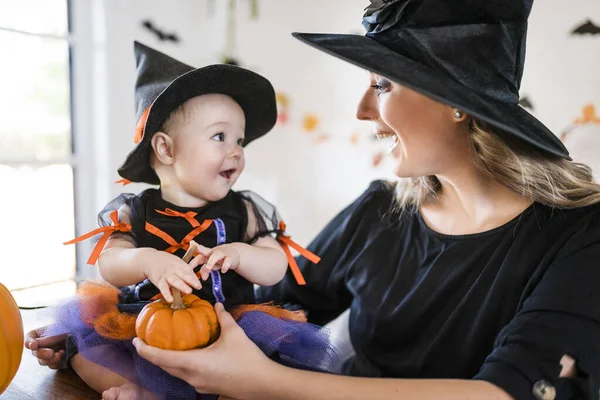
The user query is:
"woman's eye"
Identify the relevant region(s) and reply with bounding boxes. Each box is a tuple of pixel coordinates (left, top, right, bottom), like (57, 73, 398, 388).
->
(370, 84, 384, 95)
(212, 132, 225, 141)
(371, 78, 391, 97)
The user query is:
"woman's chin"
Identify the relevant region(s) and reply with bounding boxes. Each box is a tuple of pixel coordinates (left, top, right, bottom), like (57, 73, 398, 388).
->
(392, 164, 410, 179)
(392, 162, 429, 179)
(391, 156, 408, 177)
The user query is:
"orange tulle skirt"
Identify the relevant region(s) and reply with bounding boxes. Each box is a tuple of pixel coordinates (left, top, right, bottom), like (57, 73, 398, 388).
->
(75, 280, 307, 340)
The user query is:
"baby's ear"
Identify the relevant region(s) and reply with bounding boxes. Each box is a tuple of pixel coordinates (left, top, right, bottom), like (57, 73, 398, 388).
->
(150, 131, 175, 165)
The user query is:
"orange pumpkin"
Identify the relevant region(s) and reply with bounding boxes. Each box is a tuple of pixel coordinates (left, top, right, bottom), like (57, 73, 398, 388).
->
(135, 291, 219, 350)
(0, 282, 23, 395)
(136, 244, 220, 350)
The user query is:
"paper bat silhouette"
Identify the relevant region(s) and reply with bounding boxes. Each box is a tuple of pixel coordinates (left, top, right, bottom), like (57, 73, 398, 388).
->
(519, 96, 534, 110)
(141, 20, 180, 43)
(571, 19, 600, 35)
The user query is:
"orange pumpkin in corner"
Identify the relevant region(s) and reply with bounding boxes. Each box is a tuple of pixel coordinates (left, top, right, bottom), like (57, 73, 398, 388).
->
(0, 282, 24, 395)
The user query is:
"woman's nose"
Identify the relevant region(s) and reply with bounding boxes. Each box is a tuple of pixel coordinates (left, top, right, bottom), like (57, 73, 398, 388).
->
(356, 89, 379, 121)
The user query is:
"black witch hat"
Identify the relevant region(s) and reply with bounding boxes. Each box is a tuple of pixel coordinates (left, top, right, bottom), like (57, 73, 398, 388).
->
(118, 42, 277, 184)
(292, 0, 570, 160)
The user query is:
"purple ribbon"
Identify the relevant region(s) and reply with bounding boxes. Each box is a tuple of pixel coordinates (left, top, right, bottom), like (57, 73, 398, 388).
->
(211, 218, 226, 303)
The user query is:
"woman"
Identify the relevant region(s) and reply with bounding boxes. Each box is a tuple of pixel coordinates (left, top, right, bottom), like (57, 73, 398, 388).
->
(28, 0, 600, 399)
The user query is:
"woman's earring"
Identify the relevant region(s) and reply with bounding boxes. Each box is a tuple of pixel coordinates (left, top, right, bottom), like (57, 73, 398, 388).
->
(453, 110, 463, 120)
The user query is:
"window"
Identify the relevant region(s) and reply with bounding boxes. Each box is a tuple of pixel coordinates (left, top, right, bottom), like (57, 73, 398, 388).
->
(0, 0, 75, 292)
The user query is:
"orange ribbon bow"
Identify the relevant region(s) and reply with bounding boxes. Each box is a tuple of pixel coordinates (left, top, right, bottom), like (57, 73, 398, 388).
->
(277, 221, 321, 285)
(114, 178, 132, 186)
(64, 210, 132, 265)
(155, 208, 202, 228)
(145, 209, 212, 254)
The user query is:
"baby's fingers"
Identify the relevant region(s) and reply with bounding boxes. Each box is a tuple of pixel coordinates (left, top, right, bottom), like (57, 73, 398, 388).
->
(157, 281, 173, 303)
(188, 253, 207, 269)
(33, 348, 55, 362)
(35, 349, 65, 369)
(176, 268, 202, 290)
(199, 267, 211, 281)
(190, 241, 212, 257)
(221, 257, 233, 273)
(200, 252, 223, 280)
(205, 251, 225, 271)
(166, 275, 193, 295)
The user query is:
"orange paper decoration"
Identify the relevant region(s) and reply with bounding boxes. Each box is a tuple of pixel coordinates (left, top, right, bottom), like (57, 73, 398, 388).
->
(574, 104, 600, 125)
(276, 92, 290, 108)
(313, 134, 331, 144)
(276, 111, 289, 125)
(302, 114, 319, 132)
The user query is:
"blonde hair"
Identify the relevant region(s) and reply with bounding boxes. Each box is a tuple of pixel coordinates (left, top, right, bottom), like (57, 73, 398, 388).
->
(395, 118, 600, 211)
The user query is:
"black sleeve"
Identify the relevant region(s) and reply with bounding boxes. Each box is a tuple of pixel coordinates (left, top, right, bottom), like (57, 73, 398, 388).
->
(237, 190, 282, 243)
(97, 192, 146, 247)
(474, 210, 600, 400)
(256, 180, 396, 326)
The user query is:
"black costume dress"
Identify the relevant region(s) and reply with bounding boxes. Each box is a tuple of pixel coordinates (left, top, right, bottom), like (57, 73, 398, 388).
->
(45, 189, 340, 399)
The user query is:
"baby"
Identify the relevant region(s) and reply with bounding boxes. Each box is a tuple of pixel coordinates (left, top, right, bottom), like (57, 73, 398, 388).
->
(39, 42, 335, 399)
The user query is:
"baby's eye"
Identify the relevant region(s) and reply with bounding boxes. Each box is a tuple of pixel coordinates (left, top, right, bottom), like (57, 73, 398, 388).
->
(211, 132, 225, 142)
(237, 138, 244, 146)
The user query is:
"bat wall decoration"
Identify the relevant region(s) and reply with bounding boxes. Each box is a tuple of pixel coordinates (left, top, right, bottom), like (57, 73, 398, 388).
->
(571, 19, 600, 35)
(141, 20, 181, 43)
(519, 96, 535, 111)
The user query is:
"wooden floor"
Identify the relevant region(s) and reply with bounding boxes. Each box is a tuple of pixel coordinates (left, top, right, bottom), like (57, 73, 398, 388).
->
(1, 310, 98, 399)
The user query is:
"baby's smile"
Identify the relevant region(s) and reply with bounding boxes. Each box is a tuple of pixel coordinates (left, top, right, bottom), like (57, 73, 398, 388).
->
(219, 168, 236, 180)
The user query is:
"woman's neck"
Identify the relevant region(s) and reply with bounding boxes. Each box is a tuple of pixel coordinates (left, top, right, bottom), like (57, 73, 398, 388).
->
(419, 163, 533, 235)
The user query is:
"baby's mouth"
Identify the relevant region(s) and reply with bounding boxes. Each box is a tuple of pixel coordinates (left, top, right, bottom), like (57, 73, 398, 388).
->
(219, 169, 236, 180)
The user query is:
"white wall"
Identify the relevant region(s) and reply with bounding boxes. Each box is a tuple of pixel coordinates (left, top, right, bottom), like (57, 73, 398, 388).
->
(83, 0, 600, 253)
(523, 2, 600, 134)
(524, 2, 600, 178)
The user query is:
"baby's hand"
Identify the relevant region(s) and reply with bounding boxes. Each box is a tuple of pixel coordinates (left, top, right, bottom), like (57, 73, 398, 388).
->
(143, 250, 202, 303)
(190, 240, 241, 281)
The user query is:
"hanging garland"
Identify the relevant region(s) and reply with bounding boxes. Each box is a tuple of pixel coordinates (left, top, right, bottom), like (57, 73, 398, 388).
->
(207, 0, 259, 64)
(561, 104, 600, 141)
(208, 0, 258, 18)
(276, 92, 290, 126)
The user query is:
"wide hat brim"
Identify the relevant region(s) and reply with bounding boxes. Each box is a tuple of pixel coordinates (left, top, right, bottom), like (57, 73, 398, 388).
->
(292, 32, 570, 160)
(118, 64, 277, 185)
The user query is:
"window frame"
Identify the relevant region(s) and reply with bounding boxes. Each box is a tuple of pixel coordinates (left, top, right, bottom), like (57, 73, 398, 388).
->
(0, 0, 99, 285)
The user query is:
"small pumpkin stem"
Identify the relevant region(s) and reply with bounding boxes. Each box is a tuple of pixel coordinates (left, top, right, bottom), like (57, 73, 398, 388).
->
(171, 288, 185, 310)
(170, 243, 198, 310)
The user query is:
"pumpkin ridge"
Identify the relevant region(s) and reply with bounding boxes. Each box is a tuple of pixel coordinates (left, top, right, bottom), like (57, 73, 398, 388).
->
(0, 283, 23, 395)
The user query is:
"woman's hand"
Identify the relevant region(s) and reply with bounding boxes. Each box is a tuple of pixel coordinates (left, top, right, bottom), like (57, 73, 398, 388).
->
(24, 329, 67, 370)
(133, 303, 274, 398)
